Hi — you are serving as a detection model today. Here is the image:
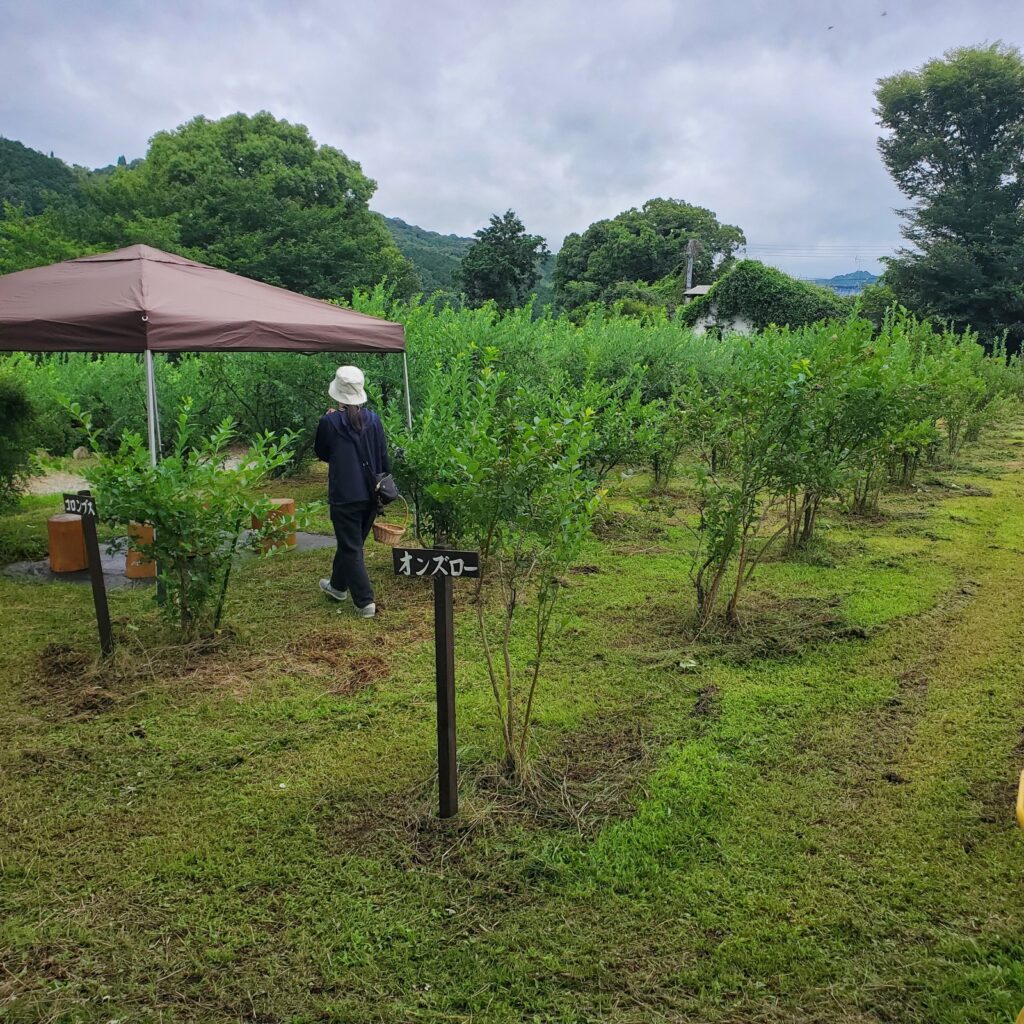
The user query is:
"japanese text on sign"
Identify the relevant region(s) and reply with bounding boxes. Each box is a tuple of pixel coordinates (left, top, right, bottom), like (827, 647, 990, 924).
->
(63, 493, 97, 518)
(392, 548, 481, 579)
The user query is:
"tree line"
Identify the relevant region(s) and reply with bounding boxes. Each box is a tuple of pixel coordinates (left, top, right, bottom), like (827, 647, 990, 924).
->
(3, 43, 1023, 344)
(0, 113, 417, 299)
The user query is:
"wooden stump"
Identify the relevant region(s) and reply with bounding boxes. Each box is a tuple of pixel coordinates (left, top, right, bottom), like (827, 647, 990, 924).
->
(252, 497, 296, 552)
(125, 521, 157, 579)
(47, 513, 88, 573)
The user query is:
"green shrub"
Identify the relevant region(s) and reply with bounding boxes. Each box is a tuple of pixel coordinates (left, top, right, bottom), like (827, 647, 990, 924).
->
(576, 372, 664, 484)
(79, 401, 305, 639)
(0, 371, 36, 510)
(3, 350, 338, 471)
(387, 344, 602, 778)
(0, 501, 51, 563)
(199, 352, 341, 471)
(683, 338, 808, 628)
(2, 352, 221, 456)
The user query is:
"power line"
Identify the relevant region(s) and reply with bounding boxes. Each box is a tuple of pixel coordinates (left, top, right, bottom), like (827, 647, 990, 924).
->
(740, 243, 902, 254)
(743, 253, 894, 260)
(742, 246, 900, 253)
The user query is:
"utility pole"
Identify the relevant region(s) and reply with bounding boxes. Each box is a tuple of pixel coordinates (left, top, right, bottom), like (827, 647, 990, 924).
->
(685, 238, 698, 290)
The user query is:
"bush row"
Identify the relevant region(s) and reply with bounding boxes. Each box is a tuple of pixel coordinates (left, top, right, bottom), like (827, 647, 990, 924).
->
(371, 301, 1022, 627)
(3, 294, 1021, 515)
(4, 297, 1020, 776)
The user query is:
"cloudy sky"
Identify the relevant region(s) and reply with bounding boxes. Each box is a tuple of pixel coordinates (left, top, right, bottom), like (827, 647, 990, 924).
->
(2, 0, 1022, 277)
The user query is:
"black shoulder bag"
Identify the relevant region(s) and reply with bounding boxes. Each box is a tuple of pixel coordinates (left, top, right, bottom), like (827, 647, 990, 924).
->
(349, 416, 400, 509)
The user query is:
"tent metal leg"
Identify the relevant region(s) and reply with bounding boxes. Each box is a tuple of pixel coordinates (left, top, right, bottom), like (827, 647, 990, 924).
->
(144, 350, 166, 603)
(400, 349, 420, 540)
(144, 350, 159, 466)
(402, 350, 413, 430)
(154, 384, 162, 454)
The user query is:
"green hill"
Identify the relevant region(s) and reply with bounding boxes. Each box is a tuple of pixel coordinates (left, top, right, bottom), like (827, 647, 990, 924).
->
(381, 217, 474, 293)
(382, 217, 555, 305)
(0, 138, 80, 215)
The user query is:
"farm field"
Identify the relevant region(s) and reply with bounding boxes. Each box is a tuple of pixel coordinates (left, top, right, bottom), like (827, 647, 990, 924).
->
(1, 418, 1024, 1024)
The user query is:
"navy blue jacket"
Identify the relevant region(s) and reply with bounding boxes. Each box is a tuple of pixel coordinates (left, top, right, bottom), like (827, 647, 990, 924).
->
(314, 409, 391, 506)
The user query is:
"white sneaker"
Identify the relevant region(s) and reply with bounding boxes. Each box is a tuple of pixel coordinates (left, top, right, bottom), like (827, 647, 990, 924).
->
(319, 579, 348, 601)
(354, 602, 376, 618)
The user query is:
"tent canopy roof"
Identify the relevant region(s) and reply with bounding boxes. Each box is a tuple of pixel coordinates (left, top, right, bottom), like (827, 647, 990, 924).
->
(0, 244, 405, 353)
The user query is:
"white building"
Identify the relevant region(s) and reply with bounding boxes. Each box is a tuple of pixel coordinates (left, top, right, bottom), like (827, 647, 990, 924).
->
(682, 285, 754, 336)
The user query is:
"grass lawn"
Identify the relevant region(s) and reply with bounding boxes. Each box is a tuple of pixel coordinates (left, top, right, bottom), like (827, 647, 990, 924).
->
(1, 422, 1023, 1022)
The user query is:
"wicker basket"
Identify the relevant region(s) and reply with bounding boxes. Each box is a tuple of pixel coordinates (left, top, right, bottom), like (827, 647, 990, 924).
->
(372, 497, 410, 546)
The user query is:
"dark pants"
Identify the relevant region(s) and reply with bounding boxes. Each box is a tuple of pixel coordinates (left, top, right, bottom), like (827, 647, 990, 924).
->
(329, 501, 377, 608)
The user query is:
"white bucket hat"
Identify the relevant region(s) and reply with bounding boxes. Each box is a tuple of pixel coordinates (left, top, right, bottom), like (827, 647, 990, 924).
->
(328, 365, 367, 406)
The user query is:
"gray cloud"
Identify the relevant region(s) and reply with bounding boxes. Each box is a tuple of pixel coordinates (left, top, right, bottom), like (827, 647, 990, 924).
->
(1, 0, 1022, 276)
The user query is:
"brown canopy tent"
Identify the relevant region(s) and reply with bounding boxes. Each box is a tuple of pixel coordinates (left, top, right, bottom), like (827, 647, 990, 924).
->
(0, 245, 411, 463)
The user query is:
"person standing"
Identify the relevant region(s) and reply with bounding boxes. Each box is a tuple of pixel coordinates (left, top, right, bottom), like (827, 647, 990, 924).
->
(314, 366, 390, 618)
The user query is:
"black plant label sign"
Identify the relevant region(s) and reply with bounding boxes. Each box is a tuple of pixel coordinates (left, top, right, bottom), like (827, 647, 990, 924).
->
(392, 548, 481, 579)
(63, 493, 97, 518)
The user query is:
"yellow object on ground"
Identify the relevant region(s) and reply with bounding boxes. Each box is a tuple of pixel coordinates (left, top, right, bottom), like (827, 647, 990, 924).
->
(1017, 769, 1024, 831)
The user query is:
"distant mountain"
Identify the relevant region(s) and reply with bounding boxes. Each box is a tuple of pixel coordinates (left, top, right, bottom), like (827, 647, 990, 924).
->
(382, 215, 556, 306)
(810, 270, 878, 295)
(0, 138, 80, 215)
(381, 216, 474, 293)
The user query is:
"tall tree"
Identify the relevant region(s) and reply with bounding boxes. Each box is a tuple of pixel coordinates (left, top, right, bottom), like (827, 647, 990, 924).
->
(0, 203, 94, 273)
(58, 113, 419, 299)
(553, 198, 745, 313)
(458, 210, 549, 310)
(876, 45, 1024, 347)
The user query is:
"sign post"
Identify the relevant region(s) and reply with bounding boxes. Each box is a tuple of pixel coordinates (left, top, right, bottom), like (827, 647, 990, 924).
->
(434, 571, 457, 818)
(63, 491, 113, 657)
(393, 547, 481, 818)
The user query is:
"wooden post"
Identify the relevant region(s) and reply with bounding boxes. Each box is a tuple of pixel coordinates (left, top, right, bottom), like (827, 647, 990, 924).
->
(47, 514, 88, 572)
(125, 521, 157, 579)
(65, 491, 113, 658)
(252, 497, 297, 551)
(393, 546, 479, 818)
(434, 572, 458, 818)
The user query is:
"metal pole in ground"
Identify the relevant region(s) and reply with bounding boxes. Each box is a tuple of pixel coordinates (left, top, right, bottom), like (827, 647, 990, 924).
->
(401, 349, 420, 539)
(144, 349, 159, 467)
(144, 349, 166, 603)
(402, 350, 413, 430)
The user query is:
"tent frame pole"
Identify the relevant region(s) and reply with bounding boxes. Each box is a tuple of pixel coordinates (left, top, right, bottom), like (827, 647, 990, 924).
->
(144, 350, 159, 466)
(402, 350, 413, 430)
(144, 349, 166, 604)
(400, 349, 421, 540)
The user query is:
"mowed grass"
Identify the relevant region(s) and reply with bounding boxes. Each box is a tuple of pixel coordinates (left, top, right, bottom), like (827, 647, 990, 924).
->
(2, 424, 1024, 1022)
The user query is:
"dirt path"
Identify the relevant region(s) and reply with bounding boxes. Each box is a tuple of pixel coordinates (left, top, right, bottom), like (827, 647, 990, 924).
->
(25, 468, 89, 495)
